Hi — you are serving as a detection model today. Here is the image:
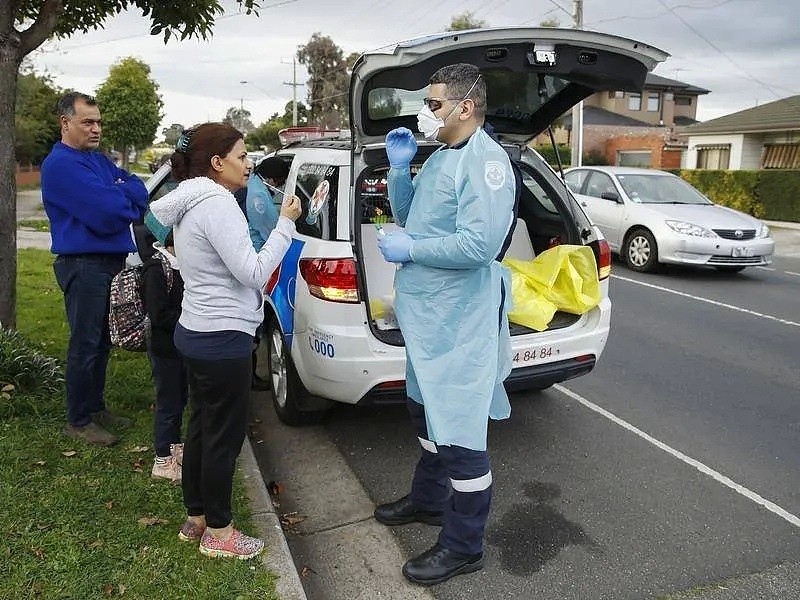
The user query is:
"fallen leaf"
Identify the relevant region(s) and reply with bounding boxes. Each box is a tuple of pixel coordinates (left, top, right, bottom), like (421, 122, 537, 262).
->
(131, 459, 143, 473)
(32, 460, 46, 467)
(280, 512, 307, 526)
(1, 384, 14, 392)
(32, 547, 45, 559)
(87, 539, 104, 549)
(62, 450, 77, 457)
(127, 445, 149, 453)
(118, 583, 126, 595)
(137, 516, 169, 527)
(0, 392, 10, 401)
(300, 565, 317, 578)
(36, 524, 51, 531)
(103, 583, 114, 596)
(267, 481, 284, 497)
(105, 501, 114, 510)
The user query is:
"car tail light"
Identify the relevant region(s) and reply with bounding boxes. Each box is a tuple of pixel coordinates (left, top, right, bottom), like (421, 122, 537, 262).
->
(376, 380, 405, 390)
(597, 239, 611, 280)
(299, 258, 359, 303)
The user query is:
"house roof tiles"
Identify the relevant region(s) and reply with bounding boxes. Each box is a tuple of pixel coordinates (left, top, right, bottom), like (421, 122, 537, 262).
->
(679, 95, 800, 134)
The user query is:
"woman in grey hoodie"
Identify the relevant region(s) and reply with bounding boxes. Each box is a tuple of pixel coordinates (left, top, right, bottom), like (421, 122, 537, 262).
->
(146, 122, 301, 560)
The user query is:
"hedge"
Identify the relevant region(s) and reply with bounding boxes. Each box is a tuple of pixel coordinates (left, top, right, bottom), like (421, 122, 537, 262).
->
(673, 169, 800, 223)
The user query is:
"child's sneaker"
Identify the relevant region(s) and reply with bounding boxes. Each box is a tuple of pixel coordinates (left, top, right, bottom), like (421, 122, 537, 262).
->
(178, 519, 206, 542)
(151, 455, 181, 482)
(199, 529, 264, 560)
(170, 443, 184, 466)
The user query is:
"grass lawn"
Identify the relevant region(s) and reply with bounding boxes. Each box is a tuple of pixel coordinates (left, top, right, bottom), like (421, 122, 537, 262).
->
(2, 249, 278, 600)
(17, 218, 50, 232)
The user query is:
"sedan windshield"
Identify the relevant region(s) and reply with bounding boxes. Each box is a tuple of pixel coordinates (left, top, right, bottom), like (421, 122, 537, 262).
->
(616, 174, 712, 205)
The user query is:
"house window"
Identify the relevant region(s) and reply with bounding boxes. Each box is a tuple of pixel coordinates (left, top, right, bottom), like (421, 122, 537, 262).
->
(617, 151, 652, 167)
(608, 91, 624, 99)
(696, 145, 731, 169)
(647, 93, 660, 112)
(762, 144, 800, 169)
(674, 95, 692, 106)
(628, 93, 642, 111)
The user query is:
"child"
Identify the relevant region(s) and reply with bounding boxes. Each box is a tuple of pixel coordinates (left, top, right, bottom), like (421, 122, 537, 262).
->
(143, 229, 188, 481)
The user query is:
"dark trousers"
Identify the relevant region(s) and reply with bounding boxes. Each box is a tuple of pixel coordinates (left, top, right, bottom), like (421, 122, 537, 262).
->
(182, 355, 251, 529)
(407, 398, 492, 556)
(53, 254, 125, 427)
(147, 349, 189, 457)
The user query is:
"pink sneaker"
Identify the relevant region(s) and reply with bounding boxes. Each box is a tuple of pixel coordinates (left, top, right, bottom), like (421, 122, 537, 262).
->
(170, 443, 184, 466)
(199, 529, 264, 560)
(177, 520, 206, 542)
(151, 455, 181, 482)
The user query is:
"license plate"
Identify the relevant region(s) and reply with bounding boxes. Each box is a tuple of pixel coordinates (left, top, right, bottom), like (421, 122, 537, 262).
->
(512, 345, 559, 367)
(732, 246, 754, 257)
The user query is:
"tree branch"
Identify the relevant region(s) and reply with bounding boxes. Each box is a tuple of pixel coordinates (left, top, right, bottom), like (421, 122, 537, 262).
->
(18, 0, 63, 57)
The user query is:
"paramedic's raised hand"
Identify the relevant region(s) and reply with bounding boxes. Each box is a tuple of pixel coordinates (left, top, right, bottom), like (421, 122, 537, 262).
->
(378, 229, 413, 264)
(280, 194, 302, 221)
(386, 127, 417, 169)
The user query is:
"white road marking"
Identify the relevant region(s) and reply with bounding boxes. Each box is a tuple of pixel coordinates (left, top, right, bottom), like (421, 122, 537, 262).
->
(786, 271, 800, 278)
(755, 266, 776, 271)
(612, 274, 800, 328)
(555, 384, 800, 528)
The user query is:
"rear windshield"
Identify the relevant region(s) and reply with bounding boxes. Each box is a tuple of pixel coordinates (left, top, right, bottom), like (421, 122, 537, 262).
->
(367, 71, 569, 128)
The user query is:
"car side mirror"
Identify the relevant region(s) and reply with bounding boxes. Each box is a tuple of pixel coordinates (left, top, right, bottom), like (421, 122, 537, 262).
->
(600, 191, 620, 203)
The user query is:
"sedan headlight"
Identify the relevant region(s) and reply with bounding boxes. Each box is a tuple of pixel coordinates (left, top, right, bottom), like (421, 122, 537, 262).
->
(758, 223, 771, 238)
(664, 220, 717, 238)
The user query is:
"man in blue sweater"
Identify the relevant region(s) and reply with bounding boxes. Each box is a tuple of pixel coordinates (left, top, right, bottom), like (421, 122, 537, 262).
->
(42, 92, 148, 446)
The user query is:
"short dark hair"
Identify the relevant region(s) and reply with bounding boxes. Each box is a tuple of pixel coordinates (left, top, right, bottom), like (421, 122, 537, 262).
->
(255, 156, 290, 181)
(57, 92, 97, 117)
(170, 122, 244, 182)
(429, 63, 486, 119)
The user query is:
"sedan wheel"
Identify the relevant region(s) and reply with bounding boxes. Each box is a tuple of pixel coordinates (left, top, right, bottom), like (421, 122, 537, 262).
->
(624, 228, 659, 273)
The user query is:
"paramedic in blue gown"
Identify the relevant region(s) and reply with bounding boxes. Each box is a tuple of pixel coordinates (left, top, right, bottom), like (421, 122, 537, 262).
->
(375, 63, 515, 586)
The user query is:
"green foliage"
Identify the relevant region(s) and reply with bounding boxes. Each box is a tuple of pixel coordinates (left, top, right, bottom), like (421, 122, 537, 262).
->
(7, 249, 278, 599)
(297, 33, 350, 128)
(754, 170, 800, 221)
(223, 106, 255, 134)
(95, 57, 164, 164)
(15, 1, 260, 44)
(0, 328, 63, 418)
(14, 67, 61, 165)
(679, 169, 761, 216)
(448, 10, 488, 31)
(532, 144, 572, 168)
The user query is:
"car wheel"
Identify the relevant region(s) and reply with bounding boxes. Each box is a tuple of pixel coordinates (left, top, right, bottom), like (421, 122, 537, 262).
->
(624, 228, 659, 273)
(265, 316, 324, 426)
(714, 266, 746, 273)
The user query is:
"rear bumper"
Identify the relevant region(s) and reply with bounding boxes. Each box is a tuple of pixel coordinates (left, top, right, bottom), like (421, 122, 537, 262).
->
(504, 355, 596, 391)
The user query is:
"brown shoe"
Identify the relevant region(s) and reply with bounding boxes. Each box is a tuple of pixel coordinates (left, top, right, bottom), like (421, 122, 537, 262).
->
(63, 422, 118, 446)
(91, 409, 132, 429)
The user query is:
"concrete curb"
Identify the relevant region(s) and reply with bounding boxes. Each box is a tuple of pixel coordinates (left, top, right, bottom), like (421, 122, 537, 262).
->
(764, 219, 800, 231)
(239, 438, 308, 600)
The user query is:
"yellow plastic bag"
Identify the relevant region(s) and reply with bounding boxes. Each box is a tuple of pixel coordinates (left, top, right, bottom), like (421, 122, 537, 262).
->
(503, 245, 601, 331)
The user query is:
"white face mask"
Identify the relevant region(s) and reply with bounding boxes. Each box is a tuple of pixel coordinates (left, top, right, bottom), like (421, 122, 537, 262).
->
(416, 75, 482, 141)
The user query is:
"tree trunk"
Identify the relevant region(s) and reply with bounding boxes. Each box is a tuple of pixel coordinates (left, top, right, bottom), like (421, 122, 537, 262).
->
(0, 35, 21, 329)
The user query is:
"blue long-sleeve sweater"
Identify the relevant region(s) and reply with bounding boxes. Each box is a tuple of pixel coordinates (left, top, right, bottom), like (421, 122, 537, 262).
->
(41, 142, 148, 254)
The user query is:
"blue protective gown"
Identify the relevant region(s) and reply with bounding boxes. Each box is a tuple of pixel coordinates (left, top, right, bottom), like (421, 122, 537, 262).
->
(387, 127, 515, 452)
(245, 174, 280, 250)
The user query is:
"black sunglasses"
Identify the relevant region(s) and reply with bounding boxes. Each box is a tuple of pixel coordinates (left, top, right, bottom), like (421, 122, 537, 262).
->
(422, 97, 463, 112)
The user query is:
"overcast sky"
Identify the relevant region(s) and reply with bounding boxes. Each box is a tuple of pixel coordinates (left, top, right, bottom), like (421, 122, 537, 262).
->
(29, 0, 800, 136)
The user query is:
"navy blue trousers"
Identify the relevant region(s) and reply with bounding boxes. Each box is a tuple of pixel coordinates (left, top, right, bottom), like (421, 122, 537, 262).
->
(53, 254, 125, 427)
(407, 398, 492, 556)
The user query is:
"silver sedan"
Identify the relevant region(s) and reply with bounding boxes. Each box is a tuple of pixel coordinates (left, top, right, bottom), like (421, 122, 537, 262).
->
(563, 166, 775, 273)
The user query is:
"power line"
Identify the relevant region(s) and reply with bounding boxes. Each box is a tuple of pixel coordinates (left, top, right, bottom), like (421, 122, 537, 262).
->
(652, 0, 783, 99)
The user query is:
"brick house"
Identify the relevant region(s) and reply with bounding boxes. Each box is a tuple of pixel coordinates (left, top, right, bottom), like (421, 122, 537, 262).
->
(533, 73, 709, 168)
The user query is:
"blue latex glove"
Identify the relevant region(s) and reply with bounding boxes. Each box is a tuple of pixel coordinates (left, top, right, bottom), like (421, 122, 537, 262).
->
(378, 229, 414, 264)
(385, 127, 418, 169)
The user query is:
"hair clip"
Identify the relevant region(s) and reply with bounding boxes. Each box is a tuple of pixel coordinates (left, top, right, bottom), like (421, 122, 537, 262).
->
(175, 129, 195, 153)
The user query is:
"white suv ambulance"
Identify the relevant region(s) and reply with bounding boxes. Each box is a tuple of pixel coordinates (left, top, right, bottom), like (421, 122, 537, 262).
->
(145, 28, 667, 424)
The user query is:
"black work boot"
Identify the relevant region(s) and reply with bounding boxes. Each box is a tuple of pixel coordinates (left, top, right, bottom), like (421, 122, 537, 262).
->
(91, 409, 132, 429)
(402, 543, 484, 586)
(374, 494, 443, 526)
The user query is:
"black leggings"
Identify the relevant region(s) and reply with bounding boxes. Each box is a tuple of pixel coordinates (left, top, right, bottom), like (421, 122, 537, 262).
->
(182, 355, 251, 528)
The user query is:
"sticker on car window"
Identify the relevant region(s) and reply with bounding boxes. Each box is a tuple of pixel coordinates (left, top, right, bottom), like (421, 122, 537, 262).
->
(306, 179, 330, 225)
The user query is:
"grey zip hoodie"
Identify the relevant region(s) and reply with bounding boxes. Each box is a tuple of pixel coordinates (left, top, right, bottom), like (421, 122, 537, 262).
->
(146, 176, 295, 336)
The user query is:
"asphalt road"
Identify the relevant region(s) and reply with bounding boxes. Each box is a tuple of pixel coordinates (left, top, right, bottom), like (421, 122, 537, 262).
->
(301, 256, 800, 599)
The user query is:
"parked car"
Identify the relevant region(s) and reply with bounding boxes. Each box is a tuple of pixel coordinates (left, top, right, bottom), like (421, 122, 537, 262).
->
(143, 28, 668, 424)
(563, 166, 775, 273)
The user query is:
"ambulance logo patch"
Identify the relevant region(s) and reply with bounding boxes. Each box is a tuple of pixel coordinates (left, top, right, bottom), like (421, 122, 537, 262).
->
(484, 161, 506, 190)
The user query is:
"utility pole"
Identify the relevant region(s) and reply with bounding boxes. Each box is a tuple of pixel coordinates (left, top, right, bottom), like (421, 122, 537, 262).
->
(570, 0, 584, 168)
(283, 57, 302, 126)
